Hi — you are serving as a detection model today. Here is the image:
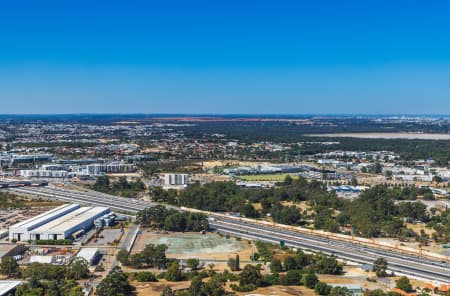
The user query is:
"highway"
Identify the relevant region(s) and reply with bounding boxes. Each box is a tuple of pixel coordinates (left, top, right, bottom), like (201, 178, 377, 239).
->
(8, 185, 153, 213)
(209, 219, 450, 282)
(6, 185, 450, 283)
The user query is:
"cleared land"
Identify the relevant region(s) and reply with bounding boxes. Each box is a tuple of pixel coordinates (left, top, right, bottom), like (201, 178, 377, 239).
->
(153, 233, 242, 255)
(234, 285, 316, 296)
(236, 174, 298, 181)
(135, 279, 191, 296)
(133, 232, 251, 260)
(135, 280, 316, 296)
(309, 132, 450, 140)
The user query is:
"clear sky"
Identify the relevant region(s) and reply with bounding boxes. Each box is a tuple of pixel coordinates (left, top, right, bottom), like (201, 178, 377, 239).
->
(1, 0, 450, 114)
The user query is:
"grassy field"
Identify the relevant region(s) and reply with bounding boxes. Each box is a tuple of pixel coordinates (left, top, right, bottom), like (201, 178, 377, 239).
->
(236, 173, 298, 181)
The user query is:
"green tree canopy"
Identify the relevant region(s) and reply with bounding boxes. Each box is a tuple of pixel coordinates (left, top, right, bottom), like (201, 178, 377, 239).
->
(239, 264, 262, 287)
(96, 267, 133, 296)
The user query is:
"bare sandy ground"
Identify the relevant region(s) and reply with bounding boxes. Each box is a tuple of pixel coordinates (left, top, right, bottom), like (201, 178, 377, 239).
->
(135, 280, 317, 296)
(309, 133, 450, 140)
(135, 279, 191, 296)
(235, 285, 316, 296)
(132, 232, 253, 261)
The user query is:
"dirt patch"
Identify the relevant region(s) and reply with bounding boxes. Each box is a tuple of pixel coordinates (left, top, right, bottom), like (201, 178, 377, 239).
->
(24, 200, 65, 207)
(134, 280, 316, 296)
(190, 173, 232, 183)
(318, 266, 394, 291)
(236, 285, 316, 296)
(155, 233, 242, 255)
(281, 201, 311, 212)
(406, 223, 435, 236)
(133, 232, 253, 261)
(134, 279, 190, 296)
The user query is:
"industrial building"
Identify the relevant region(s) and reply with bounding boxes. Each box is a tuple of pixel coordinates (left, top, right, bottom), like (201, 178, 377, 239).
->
(76, 248, 100, 265)
(9, 204, 80, 241)
(0, 244, 27, 260)
(0, 281, 23, 295)
(94, 212, 116, 228)
(29, 207, 110, 241)
(9, 204, 110, 241)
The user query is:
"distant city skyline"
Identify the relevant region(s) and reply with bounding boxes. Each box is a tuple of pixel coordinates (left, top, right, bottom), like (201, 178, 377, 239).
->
(1, 1, 450, 114)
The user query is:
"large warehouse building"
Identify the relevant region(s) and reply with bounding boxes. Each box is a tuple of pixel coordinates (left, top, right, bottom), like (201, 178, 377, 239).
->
(9, 204, 110, 241)
(9, 204, 80, 241)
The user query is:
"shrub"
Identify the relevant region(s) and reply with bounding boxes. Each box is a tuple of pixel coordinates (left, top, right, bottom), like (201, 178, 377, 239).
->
(282, 269, 302, 286)
(262, 274, 281, 286)
(135, 271, 157, 282)
(33, 239, 73, 245)
(315, 281, 332, 295)
(230, 284, 257, 292)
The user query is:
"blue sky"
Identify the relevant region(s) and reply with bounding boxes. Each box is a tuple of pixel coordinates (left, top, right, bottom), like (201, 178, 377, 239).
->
(1, 1, 450, 114)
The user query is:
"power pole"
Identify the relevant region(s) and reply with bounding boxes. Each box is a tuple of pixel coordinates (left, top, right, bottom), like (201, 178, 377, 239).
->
(251, 239, 255, 261)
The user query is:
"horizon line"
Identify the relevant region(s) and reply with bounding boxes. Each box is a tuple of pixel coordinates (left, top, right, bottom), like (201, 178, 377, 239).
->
(0, 113, 450, 117)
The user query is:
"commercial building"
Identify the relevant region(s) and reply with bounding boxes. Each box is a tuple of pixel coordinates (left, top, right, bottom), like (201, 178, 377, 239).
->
(224, 164, 312, 175)
(18, 161, 137, 179)
(164, 173, 189, 188)
(105, 162, 136, 173)
(9, 204, 110, 241)
(75, 162, 137, 176)
(11, 153, 53, 164)
(84, 164, 104, 176)
(20, 169, 68, 178)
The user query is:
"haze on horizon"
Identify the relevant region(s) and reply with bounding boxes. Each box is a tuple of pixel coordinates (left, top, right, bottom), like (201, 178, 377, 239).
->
(1, 1, 450, 115)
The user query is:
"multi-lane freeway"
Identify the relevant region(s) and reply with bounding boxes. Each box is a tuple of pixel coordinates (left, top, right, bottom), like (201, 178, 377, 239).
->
(209, 218, 450, 282)
(7, 184, 450, 283)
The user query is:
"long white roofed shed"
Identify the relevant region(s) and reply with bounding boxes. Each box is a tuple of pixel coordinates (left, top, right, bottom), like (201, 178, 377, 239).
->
(9, 204, 80, 241)
(9, 204, 110, 241)
(29, 206, 109, 241)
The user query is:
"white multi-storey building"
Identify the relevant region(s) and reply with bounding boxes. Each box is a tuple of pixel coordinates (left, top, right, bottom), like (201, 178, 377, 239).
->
(163, 173, 189, 188)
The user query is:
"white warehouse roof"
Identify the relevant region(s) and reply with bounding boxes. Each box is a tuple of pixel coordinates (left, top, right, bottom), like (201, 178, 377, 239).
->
(11, 204, 80, 230)
(30, 207, 92, 233)
(76, 248, 99, 265)
(30, 207, 109, 235)
(0, 280, 23, 295)
(51, 207, 109, 233)
(10, 204, 110, 242)
(29, 255, 54, 264)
